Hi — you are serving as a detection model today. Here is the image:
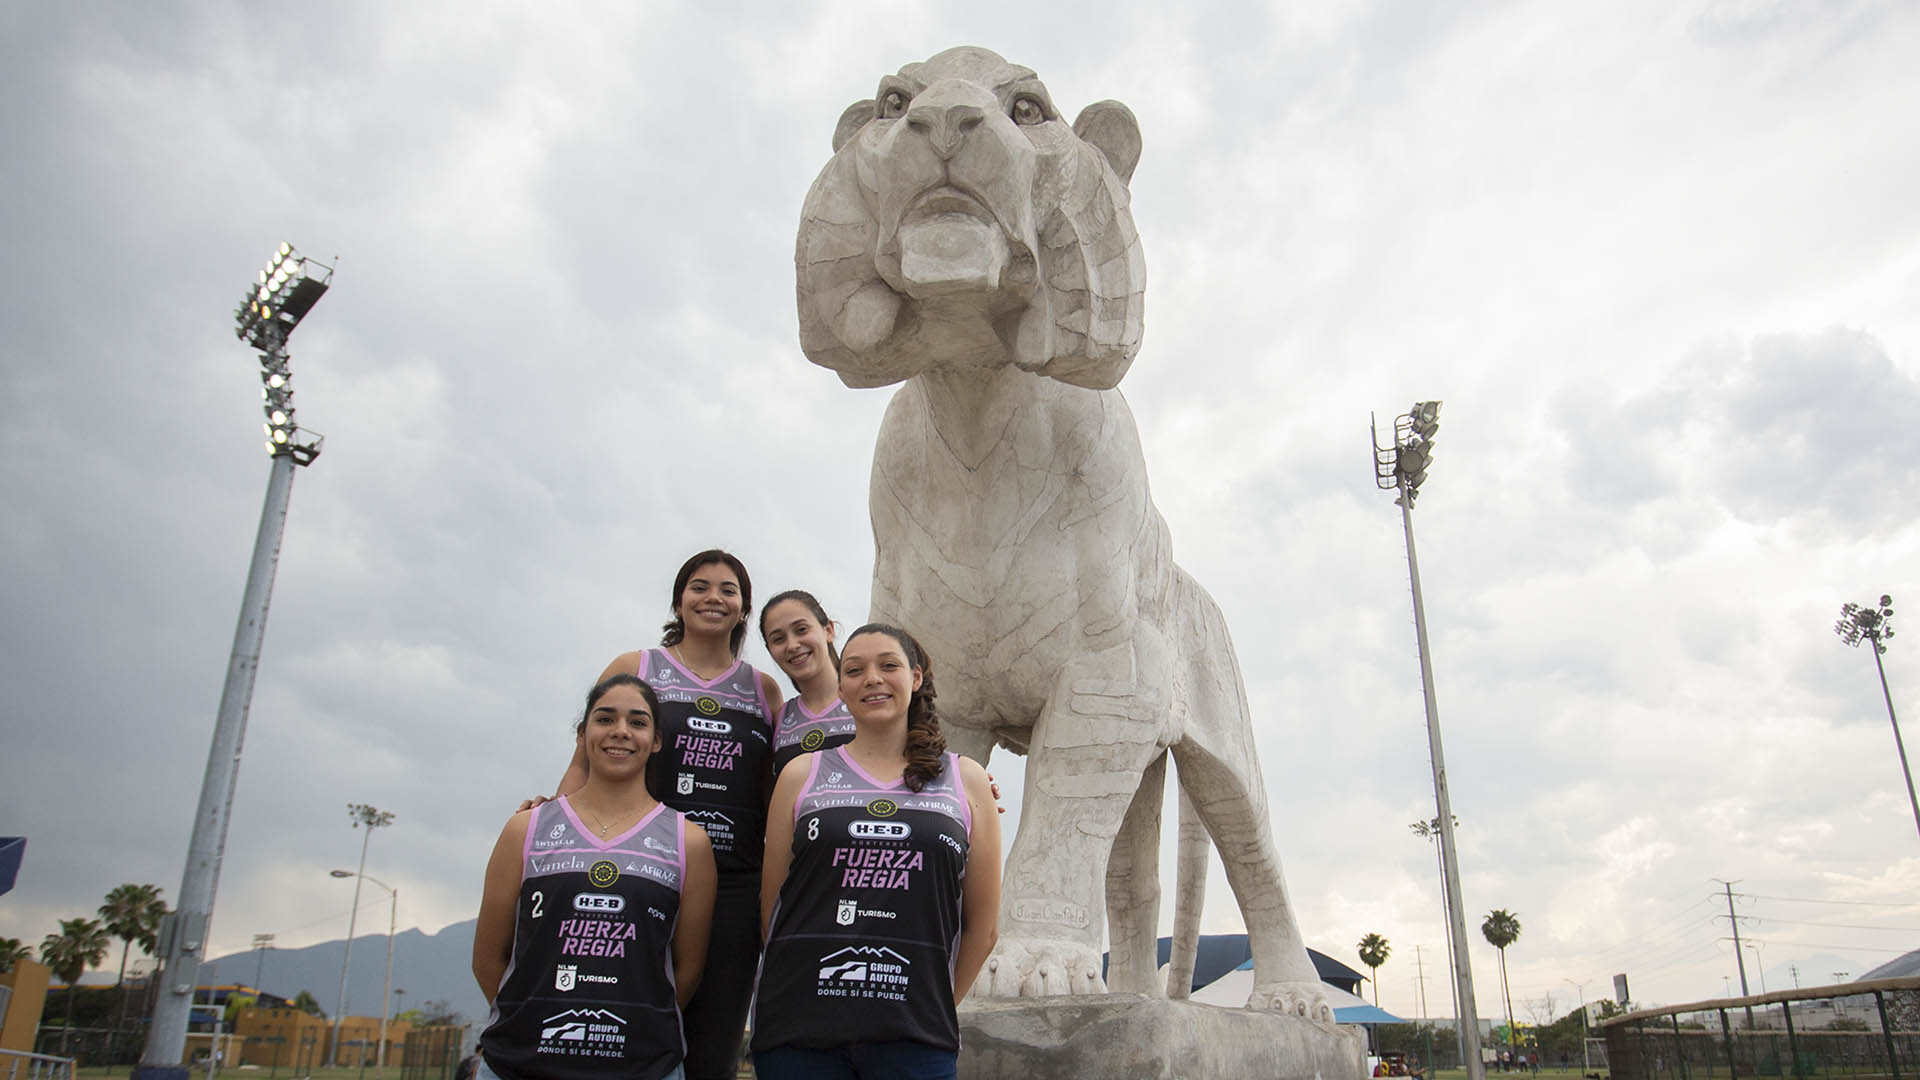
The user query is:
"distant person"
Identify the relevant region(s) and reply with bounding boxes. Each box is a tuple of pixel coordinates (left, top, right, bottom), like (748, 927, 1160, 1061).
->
(750, 624, 1001, 1080)
(479, 675, 717, 1080)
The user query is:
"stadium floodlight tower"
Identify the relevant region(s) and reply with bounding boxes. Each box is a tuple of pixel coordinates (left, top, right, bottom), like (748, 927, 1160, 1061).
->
(134, 243, 333, 1080)
(1834, 595, 1918, 840)
(1373, 401, 1485, 1080)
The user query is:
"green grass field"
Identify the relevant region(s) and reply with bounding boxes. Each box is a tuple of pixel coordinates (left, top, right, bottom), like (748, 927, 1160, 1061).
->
(73, 1068, 451, 1080)
(74, 1053, 1597, 1068)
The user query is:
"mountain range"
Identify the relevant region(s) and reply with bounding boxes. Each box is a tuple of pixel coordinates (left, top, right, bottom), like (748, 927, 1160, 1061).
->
(198, 919, 487, 1028)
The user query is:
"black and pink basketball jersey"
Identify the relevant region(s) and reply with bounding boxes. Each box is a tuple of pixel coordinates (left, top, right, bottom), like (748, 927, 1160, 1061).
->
(634, 648, 774, 875)
(479, 797, 687, 1080)
(750, 746, 972, 1053)
(770, 695, 855, 777)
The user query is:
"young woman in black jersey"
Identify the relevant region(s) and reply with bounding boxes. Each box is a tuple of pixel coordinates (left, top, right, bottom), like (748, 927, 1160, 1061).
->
(476, 675, 717, 1080)
(760, 590, 855, 777)
(554, 550, 783, 1080)
(752, 624, 1002, 1080)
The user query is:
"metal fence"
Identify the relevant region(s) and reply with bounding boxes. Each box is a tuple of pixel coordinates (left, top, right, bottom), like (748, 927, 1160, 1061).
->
(1599, 978, 1920, 1080)
(1, 1049, 73, 1080)
(398, 1025, 467, 1080)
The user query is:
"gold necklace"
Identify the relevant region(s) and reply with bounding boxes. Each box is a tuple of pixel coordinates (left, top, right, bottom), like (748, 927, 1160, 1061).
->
(577, 801, 632, 837)
(670, 643, 727, 681)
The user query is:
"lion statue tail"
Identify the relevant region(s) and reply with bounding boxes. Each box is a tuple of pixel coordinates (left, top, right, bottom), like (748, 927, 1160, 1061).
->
(1165, 785, 1208, 998)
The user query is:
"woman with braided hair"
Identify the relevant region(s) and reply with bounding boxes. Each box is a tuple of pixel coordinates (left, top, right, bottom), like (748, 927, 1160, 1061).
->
(751, 624, 1001, 1080)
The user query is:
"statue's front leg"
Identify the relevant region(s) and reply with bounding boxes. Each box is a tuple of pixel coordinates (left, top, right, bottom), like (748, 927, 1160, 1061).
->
(979, 641, 1167, 999)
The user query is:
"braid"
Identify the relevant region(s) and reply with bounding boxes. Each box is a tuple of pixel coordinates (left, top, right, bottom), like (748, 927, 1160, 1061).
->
(901, 656, 947, 792)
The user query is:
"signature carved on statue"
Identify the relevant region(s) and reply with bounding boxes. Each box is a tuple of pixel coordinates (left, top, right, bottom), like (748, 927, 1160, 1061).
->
(796, 46, 1331, 1021)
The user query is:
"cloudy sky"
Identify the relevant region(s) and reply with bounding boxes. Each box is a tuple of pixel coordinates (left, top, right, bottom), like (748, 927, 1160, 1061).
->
(4, 0, 1918, 1026)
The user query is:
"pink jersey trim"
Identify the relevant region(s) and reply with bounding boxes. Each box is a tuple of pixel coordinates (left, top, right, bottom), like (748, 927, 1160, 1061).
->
(753, 668, 776, 726)
(838, 746, 907, 790)
(650, 646, 745, 690)
(675, 811, 688, 883)
(951, 753, 973, 836)
(556, 795, 668, 851)
(798, 696, 845, 722)
(794, 751, 827, 824)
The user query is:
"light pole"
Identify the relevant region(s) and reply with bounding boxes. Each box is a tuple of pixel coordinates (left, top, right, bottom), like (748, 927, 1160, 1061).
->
(1834, 596, 1917, 839)
(251, 934, 274, 992)
(1374, 401, 1485, 1080)
(332, 804, 394, 1066)
(134, 244, 333, 1080)
(1563, 978, 1591, 1077)
(331, 870, 396, 1076)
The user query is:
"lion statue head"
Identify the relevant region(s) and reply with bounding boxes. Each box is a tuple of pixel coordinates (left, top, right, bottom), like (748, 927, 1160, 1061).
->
(796, 46, 1145, 391)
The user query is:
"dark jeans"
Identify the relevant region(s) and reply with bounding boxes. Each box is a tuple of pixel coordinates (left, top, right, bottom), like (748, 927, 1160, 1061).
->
(681, 871, 760, 1080)
(753, 1043, 959, 1080)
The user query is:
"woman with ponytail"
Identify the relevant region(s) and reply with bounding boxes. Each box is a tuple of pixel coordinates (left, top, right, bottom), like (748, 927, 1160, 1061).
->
(759, 590, 856, 777)
(751, 624, 1001, 1080)
(553, 549, 782, 1080)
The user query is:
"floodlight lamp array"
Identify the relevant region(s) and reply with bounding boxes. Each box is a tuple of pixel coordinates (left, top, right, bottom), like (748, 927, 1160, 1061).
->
(1835, 595, 1897, 655)
(233, 242, 333, 350)
(1373, 400, 1444, 507)
(233, 242, 330, 464)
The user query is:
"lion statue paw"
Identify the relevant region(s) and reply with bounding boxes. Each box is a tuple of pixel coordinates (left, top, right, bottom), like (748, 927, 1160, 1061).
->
(1248, 981, 1335, 1022)
(980, 938, 1107, 998)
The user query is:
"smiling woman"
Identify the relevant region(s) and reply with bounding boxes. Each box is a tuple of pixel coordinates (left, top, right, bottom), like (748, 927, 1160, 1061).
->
(554, 549, 782, 1080)
(751, 624, 1001, 1080)
(760, 589, 856, 776)
(475, 675, 716, 1080)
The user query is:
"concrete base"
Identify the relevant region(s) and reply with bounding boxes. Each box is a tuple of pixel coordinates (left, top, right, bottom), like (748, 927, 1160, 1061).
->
(958, 994, 1367, 1080)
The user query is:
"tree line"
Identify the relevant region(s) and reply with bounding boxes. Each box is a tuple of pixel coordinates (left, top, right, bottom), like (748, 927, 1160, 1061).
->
(0, 883, 425, 1056)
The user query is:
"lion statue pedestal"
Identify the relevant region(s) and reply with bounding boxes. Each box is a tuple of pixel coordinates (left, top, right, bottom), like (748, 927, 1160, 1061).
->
(960, 996, 1363, 1080)
(796, 45, 1364, 1077)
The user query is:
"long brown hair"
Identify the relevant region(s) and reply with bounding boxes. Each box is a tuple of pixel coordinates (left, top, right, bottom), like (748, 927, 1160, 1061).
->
(844, 623, 946, 792)
(660, 549, 753, 657)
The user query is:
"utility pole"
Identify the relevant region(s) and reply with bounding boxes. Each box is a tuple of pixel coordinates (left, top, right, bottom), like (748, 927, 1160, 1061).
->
(1717, 880, 1756, 1028)
(1414, 945, 1430, 1020)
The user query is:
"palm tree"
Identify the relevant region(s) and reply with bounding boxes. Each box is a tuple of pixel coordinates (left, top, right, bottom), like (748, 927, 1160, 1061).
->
(99, 884, 167, 988)
(0, 937, 30, 972)
(1482, 909, 1523, 1050)
(42, 917, 113, 1053)
(98, 883, 168, 1031)
(1357, 933, 1391, 1005)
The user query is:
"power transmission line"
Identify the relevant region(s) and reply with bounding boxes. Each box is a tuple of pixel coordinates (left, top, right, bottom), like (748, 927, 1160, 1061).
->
(1735, 892, 1920, 909)
(1737, 916, 1920, 933)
